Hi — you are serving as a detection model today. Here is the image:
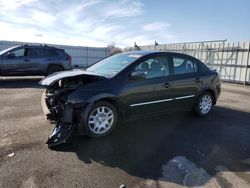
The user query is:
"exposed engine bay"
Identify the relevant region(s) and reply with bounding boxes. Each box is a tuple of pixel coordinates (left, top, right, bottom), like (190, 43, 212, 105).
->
(44, 75, 105, 121)
(45, 76, 86, 122)
(40, 73, 106, 147)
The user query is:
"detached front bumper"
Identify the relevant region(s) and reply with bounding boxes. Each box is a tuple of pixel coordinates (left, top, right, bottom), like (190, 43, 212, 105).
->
(41, 91, 53, 120)
(41, 91, 75, 148)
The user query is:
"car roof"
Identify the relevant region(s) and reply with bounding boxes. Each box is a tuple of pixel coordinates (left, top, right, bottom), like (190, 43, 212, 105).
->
(123, 50, 182, 56)
(123, 50, 195, 58)
(15, 44, 62, 50)
(123, 50, 159, 55)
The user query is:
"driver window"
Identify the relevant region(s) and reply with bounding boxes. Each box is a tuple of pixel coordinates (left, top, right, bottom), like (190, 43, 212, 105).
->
(134, 55, 169, 79)
(7, 48, 28, 58)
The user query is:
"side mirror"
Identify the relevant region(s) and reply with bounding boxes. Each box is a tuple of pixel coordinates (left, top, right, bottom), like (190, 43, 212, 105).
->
(7, 53, 16, 59)
(130, 70, 146, 80)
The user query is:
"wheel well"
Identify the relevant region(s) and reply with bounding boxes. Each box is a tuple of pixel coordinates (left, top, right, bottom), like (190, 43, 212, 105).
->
(95, 98, 118, 108)
(76, 98, 120, 136)
(94, 98, 122, 117)
(202, 89, 216, 105)
(46, 64, 63, 74)
(47, 64, 63, 71)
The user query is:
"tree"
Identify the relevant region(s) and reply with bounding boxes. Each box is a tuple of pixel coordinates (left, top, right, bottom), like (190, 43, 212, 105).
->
(107, 42, 122, 55)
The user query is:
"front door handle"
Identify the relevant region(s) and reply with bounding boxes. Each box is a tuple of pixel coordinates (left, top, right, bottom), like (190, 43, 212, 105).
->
(163, 82, 170, 88)
(24, 59, 30, 62)
(195, 77, 201, 83)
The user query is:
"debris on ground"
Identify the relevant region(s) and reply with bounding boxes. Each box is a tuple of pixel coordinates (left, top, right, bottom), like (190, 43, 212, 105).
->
(7, 152, 15, 157)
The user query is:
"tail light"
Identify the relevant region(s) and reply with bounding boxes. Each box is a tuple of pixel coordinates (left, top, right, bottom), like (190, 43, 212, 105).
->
(66, 56, 72, 65)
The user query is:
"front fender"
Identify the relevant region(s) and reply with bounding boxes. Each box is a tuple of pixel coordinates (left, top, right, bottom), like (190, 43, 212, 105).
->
(67, 89, 118, 107)
(67, 89, 119, 135)
(86, 93, 118, 103)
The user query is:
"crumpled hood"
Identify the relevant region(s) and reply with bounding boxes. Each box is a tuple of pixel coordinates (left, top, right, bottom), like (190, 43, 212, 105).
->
(39, 69, 106, 86)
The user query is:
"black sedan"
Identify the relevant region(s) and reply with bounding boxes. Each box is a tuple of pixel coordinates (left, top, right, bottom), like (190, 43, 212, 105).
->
(40, 51, 221, 147)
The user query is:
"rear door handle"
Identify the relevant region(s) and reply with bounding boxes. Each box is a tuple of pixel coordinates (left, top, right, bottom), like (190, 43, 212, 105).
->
(163, 82, 170, 88)
(24, 59, 30, 62)
(195, 77, 201, 83)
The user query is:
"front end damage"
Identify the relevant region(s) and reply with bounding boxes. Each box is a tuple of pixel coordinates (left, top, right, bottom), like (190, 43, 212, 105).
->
(40, 70, 106, 147)
(41, 90, 74, 147)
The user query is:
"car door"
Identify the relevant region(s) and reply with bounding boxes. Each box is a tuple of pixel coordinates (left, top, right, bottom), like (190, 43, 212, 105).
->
(1, 47, 30, 75)
(170, 54, 203, 109)
(27, 48, 47, 74)
(120, 54, 174, 118)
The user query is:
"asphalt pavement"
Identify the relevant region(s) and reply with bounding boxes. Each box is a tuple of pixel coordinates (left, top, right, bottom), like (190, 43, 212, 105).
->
(0, 76, 250, 188)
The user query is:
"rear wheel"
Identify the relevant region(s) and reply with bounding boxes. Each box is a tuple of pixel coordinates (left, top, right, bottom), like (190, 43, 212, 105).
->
(47, 65, 63, 75)
(83, 101, 118, 137)
(194, 91, 213, 116)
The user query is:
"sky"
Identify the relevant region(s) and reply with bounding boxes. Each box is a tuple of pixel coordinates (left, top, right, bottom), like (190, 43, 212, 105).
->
(0, 0, 249, 47)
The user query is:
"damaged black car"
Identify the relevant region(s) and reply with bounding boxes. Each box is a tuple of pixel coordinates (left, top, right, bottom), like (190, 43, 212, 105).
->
(40, 51, 221, 147)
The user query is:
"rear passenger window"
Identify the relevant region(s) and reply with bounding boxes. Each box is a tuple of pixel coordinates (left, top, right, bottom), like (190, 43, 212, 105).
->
(43, 49, 58, 57)
(29, 48, 44, 57)
(173, 57, 198, 75)
(56, 50, 65, 56)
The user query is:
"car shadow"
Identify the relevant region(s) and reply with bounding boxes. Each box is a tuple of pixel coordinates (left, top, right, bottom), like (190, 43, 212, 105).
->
(52, 106, 250, 186)
(0, 76, 44, 88)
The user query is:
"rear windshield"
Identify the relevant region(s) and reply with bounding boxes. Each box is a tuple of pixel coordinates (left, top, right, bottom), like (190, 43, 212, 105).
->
(55, 49, 66, 56)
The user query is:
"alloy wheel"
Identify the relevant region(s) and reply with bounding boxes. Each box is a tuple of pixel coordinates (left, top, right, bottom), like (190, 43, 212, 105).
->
(88, 106, 114, 134)
(199, 94, 212, 115)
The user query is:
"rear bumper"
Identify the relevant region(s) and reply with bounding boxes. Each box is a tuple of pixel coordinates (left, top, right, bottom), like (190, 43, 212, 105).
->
(64, 67, 73, 71)
(62, 64, 73, 70)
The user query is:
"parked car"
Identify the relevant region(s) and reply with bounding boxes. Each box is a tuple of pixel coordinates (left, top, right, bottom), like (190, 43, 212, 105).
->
(0, 44, 72, 76)
(40, 51, 221, 147)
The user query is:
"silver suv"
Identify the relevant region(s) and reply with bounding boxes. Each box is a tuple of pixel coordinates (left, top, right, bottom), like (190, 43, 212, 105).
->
(0, 44, 72, 76)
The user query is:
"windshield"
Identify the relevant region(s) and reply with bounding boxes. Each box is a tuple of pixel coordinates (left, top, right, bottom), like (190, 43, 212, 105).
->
(0, 46, 19, 55)
(86, 53, 142, 77)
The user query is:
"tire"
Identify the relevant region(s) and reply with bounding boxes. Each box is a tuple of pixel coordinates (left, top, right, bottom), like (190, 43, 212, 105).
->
(47, 65, 63, 75)
(193, 91, 214, 117)
(81, 101, 118, 137)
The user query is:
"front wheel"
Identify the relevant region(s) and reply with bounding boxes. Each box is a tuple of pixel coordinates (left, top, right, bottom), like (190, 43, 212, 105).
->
(82, 101, 118, 137)
(194, 92, 214, 116)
